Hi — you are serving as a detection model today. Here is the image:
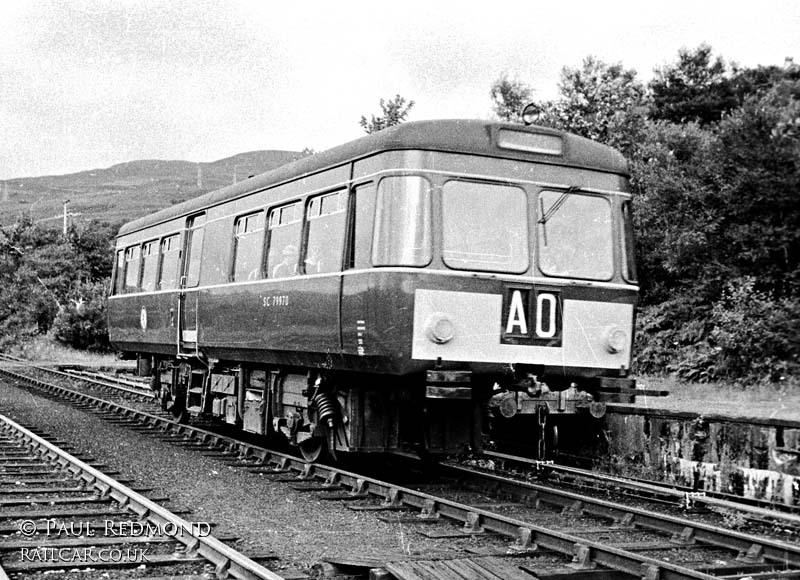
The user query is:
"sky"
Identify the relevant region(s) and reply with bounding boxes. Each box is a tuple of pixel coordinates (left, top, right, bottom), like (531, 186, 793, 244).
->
(1, 0, 798, 180)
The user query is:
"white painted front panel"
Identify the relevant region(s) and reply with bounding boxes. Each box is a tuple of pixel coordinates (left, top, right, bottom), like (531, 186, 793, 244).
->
(412, 289, 632, 370)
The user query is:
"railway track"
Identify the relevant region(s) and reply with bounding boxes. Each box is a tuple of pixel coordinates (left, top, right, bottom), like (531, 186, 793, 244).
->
(2, 361, 800, 579)
(0, 413, 282, 580)
(480, 450, 800, 526)
(4, 356, 798, 527)
(0, 354, 155, 402)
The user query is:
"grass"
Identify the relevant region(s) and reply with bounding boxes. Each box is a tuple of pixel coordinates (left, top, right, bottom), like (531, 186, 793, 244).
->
(636, 374, 800, 421)
(8, 336, 126, 369)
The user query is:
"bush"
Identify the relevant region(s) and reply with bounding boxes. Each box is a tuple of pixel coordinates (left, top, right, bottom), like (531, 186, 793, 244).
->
(708, 277, 799, 380)
(633, 296, 712, 379)
(634, 277, 799, 382)
(49, 281, 111, 352)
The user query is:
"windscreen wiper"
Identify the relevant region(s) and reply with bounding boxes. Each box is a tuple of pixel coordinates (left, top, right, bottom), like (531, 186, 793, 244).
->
(539, 186, 579, 246)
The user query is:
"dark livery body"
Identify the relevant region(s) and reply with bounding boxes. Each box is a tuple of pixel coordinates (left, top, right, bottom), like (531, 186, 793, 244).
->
(108, 120, 638, 459)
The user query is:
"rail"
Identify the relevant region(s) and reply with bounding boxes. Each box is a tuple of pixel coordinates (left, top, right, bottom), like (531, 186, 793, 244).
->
(0, 412, 283, 580)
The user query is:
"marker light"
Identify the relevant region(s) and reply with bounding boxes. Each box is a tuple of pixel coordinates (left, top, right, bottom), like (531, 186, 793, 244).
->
(604, 326, 628, 354)
(426, 313, 455, 344)
(521, 103, 538, 126)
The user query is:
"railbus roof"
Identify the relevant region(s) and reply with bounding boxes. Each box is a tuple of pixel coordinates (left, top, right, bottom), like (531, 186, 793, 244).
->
(117, 119, 629, 237)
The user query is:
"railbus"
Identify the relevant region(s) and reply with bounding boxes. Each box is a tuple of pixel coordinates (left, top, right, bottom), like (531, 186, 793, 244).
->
(108, 119, 638, 461)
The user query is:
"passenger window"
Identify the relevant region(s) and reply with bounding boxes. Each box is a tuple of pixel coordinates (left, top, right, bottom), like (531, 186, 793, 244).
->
(232, 211, 265, 281)
(140, 240, 159, 292)
(158, 234, 181, 290)
(123, 246, 141, 292)
(184, 214, 205, 287)
(304, 190, 347, 274)
(113, 250, 125, 295)
(267, 202, 302, 278)
(373, 176, 431, 267)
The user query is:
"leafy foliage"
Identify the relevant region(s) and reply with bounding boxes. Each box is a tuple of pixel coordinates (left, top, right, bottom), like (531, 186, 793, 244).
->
(708, 277, 799, 380)
(649, 44, 735, 125)
(50, 280, 110, 351)
(513, 57, 648, 148)
(489, 74, 533, 122)
(359, 94, 415, 134)
(0, 218, 115, 351)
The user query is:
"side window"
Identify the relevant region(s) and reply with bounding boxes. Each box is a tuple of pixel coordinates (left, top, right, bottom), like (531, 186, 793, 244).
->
(373, 176, 432, 267)
(349, 183, 376, 270)
(140, 240, 159, 292)
(184, 214, 206, 287)
(158, 234, 181, 290)
(621, 200, 638, 282)
(113, 250, 125, 295)
(232, 211, 265, 281)
(123, 245, 141, 293)
(267, 202, 302, 278)
(304, 190, 347, 274)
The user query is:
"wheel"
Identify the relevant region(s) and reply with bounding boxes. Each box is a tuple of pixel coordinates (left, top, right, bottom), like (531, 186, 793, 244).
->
(549, 424, 559, 456)
(166, 380, 188, 423)
(173, 407, 189, 424)
(299, 436, 328, 463)
(170, 394, 189, 424)
(159, 389, 171, 411)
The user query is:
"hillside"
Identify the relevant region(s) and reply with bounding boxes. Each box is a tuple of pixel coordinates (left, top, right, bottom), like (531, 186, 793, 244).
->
(0, 150, 303, 228)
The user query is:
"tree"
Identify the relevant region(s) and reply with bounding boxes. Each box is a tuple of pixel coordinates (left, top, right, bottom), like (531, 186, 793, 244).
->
(649, 44, 735, 125)
(631, 76, 800, 381)
(359, 94, 415, 134)
(0, 217, 116, 350)
(489, 74, 533, 122)
(519, 57, 647, 149)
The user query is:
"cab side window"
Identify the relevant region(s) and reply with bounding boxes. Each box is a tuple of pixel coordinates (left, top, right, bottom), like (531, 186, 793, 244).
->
(304, 190, 347, 274)
(372, 176, 432, 267)
(113, 250, 125, 295)
(621, 200, 638, 282)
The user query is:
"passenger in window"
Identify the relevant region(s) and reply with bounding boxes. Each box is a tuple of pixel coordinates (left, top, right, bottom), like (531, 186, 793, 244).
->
(304, 248, 322, 274)
(272, 245, 299, 278)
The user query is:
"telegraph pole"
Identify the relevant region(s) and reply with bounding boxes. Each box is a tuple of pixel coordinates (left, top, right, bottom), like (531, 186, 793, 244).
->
(63, 200, 70, 235)
(233, 164, 244, 184)
(62, 200, 81, 236)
